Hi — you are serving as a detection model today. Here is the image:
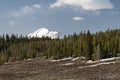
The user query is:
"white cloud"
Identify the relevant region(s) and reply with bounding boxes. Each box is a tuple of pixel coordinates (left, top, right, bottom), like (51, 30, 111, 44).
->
(32, 4, 41, 8)
(12, 4, 40, 18)
(72, 16, 85, 21)
(32, 17, 37, 20)
(110, 11, 119, 15)
(50, 0, 114, 10)
(8, 20, 16, 27)
(93, 11, 101, 16)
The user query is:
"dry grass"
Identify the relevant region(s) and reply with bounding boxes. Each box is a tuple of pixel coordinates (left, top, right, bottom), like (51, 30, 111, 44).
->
(0, 57, 120, 80)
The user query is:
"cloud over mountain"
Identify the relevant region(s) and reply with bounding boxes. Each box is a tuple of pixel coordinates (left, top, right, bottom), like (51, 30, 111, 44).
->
(50, 0, 114, 10)
(72, 16, 85, 21)
(12, 4, 40, 18)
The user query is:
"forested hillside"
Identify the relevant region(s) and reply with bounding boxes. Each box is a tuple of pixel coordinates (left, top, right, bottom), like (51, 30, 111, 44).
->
(0, 29, 120, 65)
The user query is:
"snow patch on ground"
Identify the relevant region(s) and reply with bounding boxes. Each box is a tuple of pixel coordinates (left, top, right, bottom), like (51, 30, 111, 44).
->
(99, 57, 119, 62)
(87, 60, 94, 64)
(72, 57, 79, 61)
(87, 57, 119, 64)
(51, 57, 73, 62)
(78, 62, 116, 69)
(62, 63, 75, 66)
(27, 59, 32, 61)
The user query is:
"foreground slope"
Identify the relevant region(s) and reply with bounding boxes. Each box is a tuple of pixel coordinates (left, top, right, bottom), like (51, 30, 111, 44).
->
(0, 57, 120, 80)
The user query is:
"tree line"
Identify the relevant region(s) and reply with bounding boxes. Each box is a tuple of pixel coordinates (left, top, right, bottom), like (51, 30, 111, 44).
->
(0, 29, 120, 64)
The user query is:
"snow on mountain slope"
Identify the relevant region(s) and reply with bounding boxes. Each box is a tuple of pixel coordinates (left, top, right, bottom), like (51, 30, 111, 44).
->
(28, 28, 59, 39)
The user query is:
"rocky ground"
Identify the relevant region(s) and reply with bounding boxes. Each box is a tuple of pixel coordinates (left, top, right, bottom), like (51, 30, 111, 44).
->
(0, 57, 120, 80)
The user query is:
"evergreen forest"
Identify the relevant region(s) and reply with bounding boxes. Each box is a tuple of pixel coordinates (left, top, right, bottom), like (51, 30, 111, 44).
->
(0, 29, 120, 65)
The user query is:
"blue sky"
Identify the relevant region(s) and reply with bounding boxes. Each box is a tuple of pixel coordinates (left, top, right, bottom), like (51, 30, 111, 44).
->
(0, 0, 120, 36)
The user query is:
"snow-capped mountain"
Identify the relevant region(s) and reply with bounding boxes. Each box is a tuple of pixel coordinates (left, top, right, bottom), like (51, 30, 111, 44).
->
(28, 28, 59, 39)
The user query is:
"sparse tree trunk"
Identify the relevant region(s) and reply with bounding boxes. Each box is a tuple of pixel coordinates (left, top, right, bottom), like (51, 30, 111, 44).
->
(96, 43, 102, 60)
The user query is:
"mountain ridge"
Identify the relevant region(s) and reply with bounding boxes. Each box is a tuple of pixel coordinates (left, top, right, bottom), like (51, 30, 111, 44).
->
(27, 28, 59, 39)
